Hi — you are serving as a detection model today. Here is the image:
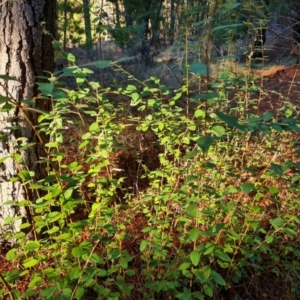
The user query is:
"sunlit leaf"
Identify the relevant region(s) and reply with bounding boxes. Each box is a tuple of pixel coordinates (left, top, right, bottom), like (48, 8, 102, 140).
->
(6, 249, 16, 261)
(24, 241, 40, 251)
(194, 109, 205, 119)
(265, 236, 273, 243)
(270, 218, 285, 230)
(67, 53, 76, 63)
(23, 258, 39, 268)
(212, 125, 226, 136)
(178, 262, 191, 270)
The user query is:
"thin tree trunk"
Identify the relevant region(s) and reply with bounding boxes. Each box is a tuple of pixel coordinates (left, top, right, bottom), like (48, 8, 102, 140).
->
(150, 0, 163, 47)
(0, 0, 56, 237)
(170, 0, 176, 45)
(63, 0, 68, 49)
(83, 0, 93, 49)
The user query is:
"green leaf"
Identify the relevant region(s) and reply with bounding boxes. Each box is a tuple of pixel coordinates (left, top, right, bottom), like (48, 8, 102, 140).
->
(216, 111, 247, 132)
(97, 269, 108, 277)
(119, 257, 128, 269)
(116, 275, 125, 289)
(6, 249, 16, 261)
(192, 269, 206, 283)
(189, 228, 200, 241)
(125, 269, 135, 276)
(72, 246, 83, 258)
(90, 253, 104, 264)
(24, 241, 40, 251)
(75, 286, 84, 300)
(114, 56, 135, 63)
(265, 236, 273, 243)
(187, 122, 196, 131)
(215, 249, 231, 262)
(263, 112, 273, 121)
(194, 109, 205, 119)
(268, 186, 279, 195)
(68, 53, 76, 62)
(283, 227, 297, 236)
(211, 271, 226, 286)
(203, 283, 213, 297)
(197, 136, 214, 153)
(190, 61, 212, 76)
(87, 59, 111, 68)
(178, 262, 191, 270)
(56, 233, 72, 240)
(204, 243, 215, 255)
(1, 102, 13, 112)
(212, 125, 226, 136)
(0, 74, 18, 81)
(192, 291, 205, 299)
(270, 164, 283, 175)
(285, 108, 293, 118)
(5, 270, 21, 283)
(182, 287, 192, 300)
(190, 251, 201, 266)
(183, 150, 200, 160)
(212, 23, 244, 32)
(23, 257, 39, 268)
(140, 240, 150, 251)
(69, 267, 82, 280)
(270, 218, 285, 230)
(186, 203, 197, 218)
(37, 82, 54, 95)
(131, 92, 140, 106)
(241, 183, 255, 193)
(63, 188, 73, 200)
(89, 122, 99, 132)
(0, 95, 13, 104)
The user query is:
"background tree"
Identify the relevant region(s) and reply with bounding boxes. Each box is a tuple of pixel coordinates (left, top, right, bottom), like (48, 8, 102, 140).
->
(0, 0, 56, 236)
(83, 0, 93, 48)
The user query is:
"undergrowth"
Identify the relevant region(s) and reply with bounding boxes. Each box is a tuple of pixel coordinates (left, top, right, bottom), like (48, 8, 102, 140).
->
(0, 48, 300, 300)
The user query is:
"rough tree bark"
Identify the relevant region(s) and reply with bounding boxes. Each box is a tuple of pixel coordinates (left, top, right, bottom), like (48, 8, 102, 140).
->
(0, 0, 56, 238)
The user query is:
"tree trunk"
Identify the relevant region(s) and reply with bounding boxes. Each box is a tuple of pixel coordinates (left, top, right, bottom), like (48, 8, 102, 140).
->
(169, 0, 176, 46)
(0, 0, 56, 238)
(83, 0, 93, 49)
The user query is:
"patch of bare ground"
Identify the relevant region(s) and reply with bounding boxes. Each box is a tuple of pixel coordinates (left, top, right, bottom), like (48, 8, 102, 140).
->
(250, 63, 300, 113)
